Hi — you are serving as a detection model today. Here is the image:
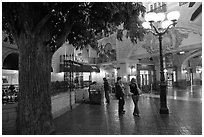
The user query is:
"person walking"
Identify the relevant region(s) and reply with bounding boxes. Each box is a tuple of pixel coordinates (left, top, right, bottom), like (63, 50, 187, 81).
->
(115, 77, 125, 115)
(103, 78, 110, 103)
(129, 78, 141, 116)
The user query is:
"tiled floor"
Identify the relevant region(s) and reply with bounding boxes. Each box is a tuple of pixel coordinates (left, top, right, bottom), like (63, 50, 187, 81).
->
(53, 86, 202, 135)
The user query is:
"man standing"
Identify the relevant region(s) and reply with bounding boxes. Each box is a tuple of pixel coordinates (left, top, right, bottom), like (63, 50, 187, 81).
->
(103, 78, 110, 103)
(115, 77, 125, 115)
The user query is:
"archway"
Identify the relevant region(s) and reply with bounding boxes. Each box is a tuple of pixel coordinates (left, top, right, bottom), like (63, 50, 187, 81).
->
(181, 50, 202, 68)
(3, 52, 19, 70)
(181, 50, 202, 85)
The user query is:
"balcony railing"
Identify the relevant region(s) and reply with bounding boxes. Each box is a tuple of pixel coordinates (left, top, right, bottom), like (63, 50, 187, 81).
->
(148, 4, 167, 13)
(179, 2, 188, 6)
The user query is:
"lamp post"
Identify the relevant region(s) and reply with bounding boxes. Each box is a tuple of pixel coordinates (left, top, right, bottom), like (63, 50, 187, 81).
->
(142, 11, 180, 114)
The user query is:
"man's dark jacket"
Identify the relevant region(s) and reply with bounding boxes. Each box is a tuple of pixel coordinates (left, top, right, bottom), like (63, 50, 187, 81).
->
(115, 82, 124, 99)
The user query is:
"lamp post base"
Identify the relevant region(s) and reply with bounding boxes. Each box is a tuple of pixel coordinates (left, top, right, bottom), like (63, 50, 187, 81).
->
(160, 83, 169, 114)
(160, 107, 169, 114)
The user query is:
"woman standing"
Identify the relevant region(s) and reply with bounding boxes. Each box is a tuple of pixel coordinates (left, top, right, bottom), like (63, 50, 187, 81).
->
(115, 77, 125, 115)
(129, 78, 141, 116)
(103, 78, 110, 103)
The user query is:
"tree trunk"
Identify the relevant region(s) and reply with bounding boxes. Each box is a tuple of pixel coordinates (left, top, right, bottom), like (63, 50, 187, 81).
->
(17, 32, 55, 134)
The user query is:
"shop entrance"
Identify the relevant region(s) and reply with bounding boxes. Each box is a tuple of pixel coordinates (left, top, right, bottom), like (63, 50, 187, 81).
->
(167, 73, 173, 87)
(139, 70, 154, 93)
(137, 64, 155, 93)
(166, 69, 176, 87)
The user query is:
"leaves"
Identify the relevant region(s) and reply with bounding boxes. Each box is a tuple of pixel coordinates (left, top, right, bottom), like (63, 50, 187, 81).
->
(3, 2, 146, 52)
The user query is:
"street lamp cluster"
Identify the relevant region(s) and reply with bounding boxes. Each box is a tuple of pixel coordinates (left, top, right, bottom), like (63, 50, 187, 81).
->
(142, 11, 180, 31)
(142, 11, 180, 114)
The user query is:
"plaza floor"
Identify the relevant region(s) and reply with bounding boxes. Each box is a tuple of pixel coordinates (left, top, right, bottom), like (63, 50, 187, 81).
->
(53, 85, 202, 135)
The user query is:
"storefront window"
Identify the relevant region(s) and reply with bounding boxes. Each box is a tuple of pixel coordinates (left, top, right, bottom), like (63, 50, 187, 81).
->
(173, 71, 176, 82)
(140, 70, 149, 85)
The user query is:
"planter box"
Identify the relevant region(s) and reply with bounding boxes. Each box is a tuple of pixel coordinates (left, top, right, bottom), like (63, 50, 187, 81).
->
(2, 91, 76, 135)
(51, 91, 75, 119)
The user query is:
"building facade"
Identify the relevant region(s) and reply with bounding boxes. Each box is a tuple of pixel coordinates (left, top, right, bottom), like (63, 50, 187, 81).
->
(95, 2, 202, 92)
(2, 2, 202, 91)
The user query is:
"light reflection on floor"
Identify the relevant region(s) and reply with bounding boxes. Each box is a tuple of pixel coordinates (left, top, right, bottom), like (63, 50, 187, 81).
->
(146, 85, 202, 102)
(54, 85, 202, 135)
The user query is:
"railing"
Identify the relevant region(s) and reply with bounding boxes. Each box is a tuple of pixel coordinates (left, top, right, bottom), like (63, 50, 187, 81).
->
(179, 2, 188, 6)
(148, 4, 167, 13)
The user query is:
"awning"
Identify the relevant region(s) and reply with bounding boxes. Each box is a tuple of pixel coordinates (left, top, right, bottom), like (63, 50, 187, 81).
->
(81, 64, 100, 73)
(63, 60, 100, 73)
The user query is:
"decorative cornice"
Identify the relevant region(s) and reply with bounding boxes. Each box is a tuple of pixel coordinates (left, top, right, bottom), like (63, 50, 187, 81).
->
(142, 29, 189, 54)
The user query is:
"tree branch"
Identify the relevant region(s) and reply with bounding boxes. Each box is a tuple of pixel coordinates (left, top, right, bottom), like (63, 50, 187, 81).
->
(8, 14, 20, 47)
(33, 12, 52, 35)
(55, 21, 73, 48)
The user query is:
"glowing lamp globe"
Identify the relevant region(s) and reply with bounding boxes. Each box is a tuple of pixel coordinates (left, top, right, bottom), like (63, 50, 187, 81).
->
(155, 13, 165, 22)
(167, 11, 180, 21)
(161, 20, 173, 29)
(144, 12, 157, 22)
(142, 22, 151, 29)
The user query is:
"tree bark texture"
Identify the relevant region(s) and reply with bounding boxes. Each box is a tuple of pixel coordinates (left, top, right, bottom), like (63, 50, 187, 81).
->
(17, 32, 55, 134)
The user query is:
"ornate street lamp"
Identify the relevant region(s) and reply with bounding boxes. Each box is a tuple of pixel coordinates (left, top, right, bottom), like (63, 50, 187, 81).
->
(142, 11, 180, 114)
